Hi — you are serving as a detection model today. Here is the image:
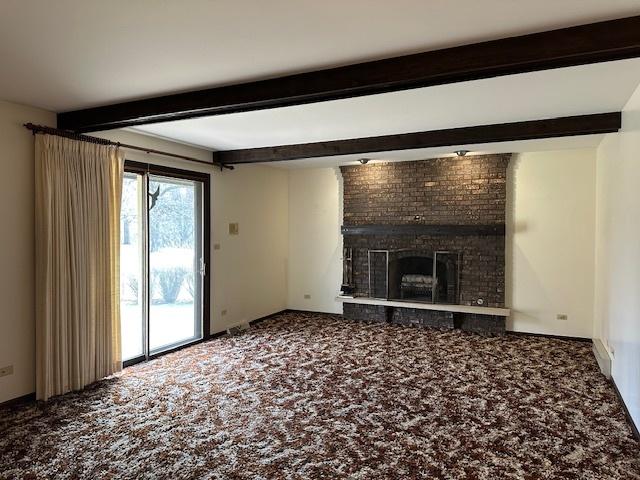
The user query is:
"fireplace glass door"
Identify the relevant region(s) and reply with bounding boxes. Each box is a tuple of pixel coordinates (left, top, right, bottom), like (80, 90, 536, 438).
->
(368, 249, 461, 304)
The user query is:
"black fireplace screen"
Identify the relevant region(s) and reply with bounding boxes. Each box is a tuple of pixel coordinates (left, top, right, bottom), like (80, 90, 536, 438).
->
(368, 250, 389, 299)
(368, 249, 461, 304)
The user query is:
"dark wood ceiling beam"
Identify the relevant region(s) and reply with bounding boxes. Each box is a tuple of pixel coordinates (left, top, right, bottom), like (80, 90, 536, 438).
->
(214, 112, 621, 164)
(341, 224, 506, 236)
(58, 16, 640, 132)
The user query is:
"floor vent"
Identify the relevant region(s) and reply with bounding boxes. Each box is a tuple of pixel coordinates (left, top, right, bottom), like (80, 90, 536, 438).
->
(226, 322, 250, 336)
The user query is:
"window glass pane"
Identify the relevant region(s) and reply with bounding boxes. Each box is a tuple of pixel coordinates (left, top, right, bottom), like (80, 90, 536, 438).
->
(120, 173, 144, 361)
(148, 175, 203, 353)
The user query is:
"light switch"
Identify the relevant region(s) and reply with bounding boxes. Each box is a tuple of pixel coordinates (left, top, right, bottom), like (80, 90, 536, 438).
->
(229, 223, 239, 235)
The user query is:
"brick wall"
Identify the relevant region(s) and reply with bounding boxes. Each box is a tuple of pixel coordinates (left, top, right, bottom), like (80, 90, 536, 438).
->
(342, 154, 509, 226)
(340, 154, 509, 308)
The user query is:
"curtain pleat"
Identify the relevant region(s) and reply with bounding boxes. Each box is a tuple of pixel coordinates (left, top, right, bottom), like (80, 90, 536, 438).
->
(35, 134, 124, 401)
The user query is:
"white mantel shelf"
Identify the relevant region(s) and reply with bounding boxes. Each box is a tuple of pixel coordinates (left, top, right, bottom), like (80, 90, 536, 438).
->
(336, 296, 510, 317)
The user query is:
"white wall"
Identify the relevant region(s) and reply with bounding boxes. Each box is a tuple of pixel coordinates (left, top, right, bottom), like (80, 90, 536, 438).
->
(0, 100, 56, 403)
(506, 149, 596, 338)
(287, 168, 343, 313)
(211, 164, 288, 329)
(594, 82, 640, 430)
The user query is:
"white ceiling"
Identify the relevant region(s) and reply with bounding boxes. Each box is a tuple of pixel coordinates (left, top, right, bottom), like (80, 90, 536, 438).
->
(1, 0, 640, 112)
(129, 59, 640, 150)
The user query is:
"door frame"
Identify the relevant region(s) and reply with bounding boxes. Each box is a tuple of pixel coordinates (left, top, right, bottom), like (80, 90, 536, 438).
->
(123, 160, 211, 367)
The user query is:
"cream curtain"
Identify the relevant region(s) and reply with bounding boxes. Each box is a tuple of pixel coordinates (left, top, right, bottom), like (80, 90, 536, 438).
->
(35, 134, 124, 401)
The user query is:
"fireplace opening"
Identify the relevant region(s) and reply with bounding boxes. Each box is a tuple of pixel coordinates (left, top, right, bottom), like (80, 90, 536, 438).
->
(390, 256, 435, 301)
(368, 250, 461, 304)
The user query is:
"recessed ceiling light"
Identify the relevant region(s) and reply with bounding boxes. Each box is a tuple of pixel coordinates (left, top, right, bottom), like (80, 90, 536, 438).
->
(454, 150, 470, 157)
(358, 158, 370, 165)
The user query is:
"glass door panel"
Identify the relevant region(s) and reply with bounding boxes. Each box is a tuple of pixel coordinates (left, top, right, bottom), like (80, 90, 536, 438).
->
(120, 173, 145, 361)
(120, 167, 206, 364)
(148, 175, 204, 354)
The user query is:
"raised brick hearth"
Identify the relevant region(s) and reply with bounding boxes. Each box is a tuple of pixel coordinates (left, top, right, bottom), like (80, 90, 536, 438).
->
(340, 154, 510, 335)
(341, 303, 506, 335)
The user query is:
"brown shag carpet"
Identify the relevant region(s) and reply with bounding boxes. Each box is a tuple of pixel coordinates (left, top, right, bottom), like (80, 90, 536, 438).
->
(1, 312, 638, 479)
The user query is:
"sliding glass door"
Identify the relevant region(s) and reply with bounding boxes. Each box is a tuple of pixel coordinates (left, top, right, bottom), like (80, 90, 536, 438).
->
(148, 174, 204, 353)
(120, 163, 209, 365)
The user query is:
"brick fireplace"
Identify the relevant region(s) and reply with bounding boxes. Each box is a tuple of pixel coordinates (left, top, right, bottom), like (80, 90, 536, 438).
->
(339, 154, 510, 334)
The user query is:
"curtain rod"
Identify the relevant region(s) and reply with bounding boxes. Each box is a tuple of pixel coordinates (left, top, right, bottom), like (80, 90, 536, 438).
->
(24, 123, 233, 171)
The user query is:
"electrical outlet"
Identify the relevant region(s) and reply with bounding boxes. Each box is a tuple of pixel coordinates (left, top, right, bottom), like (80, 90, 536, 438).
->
(304, 294, 311, 299)
(213, 243, 221, 250)
(0, 365, 14, 377)
(556, 314, 568, 321)
(221, 309, 227, 316)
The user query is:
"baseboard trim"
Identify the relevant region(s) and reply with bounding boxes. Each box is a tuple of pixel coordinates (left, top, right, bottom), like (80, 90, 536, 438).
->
(249, 309, 340, 323)
(249, 309, 289, 326)
(592, 339, 611, 379)
(208, 309, 290, 338)
(222, 312, 595, 345)
(611, 378, 640, 442)
(284, 308, 341, 316)
(0, 392, 36, 409)
(506, 330, 592, 343)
